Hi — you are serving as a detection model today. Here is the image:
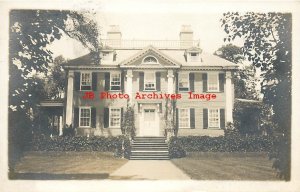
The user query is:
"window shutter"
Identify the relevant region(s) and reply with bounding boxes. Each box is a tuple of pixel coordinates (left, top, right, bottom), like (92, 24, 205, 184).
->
(91, 107, 96, 128)
(92, 72, 97, 91)
(74, 107, 79, 128)
(175, 73, 179, 93)
(202, 73, 207, 92)
(139, 72, 144, 91)
(156, 72, 161, 91)
(74, 72, 80, 91)
(203, 108, 208, 129)
(220, 108, 225, 129)
(121, 72, 125, 92)
(190, 108, 195, 129)
(104, 108, 109, 128)
(104, 72, 110, 91)
(176, 108, 179, 131)
(219, 73, 225, 92)
(189, 73, 195, 92)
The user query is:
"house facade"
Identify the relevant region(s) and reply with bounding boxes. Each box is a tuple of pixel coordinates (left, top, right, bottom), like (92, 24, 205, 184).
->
(62, 25, 237, 137)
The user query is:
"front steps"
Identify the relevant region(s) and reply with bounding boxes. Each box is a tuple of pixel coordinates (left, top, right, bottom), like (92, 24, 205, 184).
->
(130, 137, 170, 160)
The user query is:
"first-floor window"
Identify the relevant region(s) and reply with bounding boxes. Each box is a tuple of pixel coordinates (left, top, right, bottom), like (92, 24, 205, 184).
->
(144, 72, 156, 91)
(209, 109, 219, 128)
(110, 108, 121, 127)
(179, 108, 190, 128)
(80, 107, 91, 127)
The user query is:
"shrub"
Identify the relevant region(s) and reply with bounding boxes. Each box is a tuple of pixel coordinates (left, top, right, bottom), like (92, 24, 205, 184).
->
(168, 135, 274, 156)
(168, 137, 186, 158)
(62, 124, 75, 137)
(30, 134, 131, 158)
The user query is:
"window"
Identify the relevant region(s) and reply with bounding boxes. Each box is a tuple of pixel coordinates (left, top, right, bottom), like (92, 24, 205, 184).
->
(208, 73, 219, 92)
(178, 73, 189, 92)
(79, 107, 91, 127)
(110, 108, 121, 127)
(110, 73, 121, 91)
(209, 109, 219, 128)
(179, 108, 190, 128)
(189, 52, 200, 62)
(143, 56, 158, 64)
(81, 72, 92, 90)
(102, 52, 111, 61)
(144, 72, 156, 91)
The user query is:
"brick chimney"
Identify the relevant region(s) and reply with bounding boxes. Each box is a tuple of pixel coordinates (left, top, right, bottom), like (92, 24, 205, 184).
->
(179, 25, 193, 48)
(107, 25, 122, 47)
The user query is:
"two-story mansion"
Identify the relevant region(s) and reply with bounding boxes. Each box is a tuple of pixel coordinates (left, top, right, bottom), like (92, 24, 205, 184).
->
(57, 25, 237, 137)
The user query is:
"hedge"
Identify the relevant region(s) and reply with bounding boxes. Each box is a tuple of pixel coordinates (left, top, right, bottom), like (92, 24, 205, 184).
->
(169, 135, 275, 158)
(29, 135, 131, 158)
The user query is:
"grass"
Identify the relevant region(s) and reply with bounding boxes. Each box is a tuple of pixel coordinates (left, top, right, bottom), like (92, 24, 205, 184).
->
(171, 152, 281, 180)
(10, 151, 128, 180)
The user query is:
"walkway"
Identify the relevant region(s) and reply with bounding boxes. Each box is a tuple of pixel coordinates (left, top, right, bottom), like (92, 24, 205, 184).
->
(109, 160, 191, 180)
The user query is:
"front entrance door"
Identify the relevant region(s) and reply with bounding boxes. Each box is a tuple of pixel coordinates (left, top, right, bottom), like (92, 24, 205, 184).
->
(139, 106, 160, 136)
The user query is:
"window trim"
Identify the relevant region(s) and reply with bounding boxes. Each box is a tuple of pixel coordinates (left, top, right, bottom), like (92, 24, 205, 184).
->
(79, 107, 91, 128)
(207, 73, 219, 92)
(178, 72, 190, 92)
(110, 72, 121, 91)
(208, 108, 220, 129)
(109, 108, 121, 128)
(144, 72, 156, 91)
(80, 72, 92, 91)
(179, 108, 190, 128)
(142, 55, 159, 64)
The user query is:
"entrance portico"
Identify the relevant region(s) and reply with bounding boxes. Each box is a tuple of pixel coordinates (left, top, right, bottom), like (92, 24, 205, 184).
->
(138, 104, 160, 136)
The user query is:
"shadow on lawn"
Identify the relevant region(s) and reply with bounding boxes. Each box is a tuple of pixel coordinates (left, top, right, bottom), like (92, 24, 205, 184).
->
(9, 172, 109, 180)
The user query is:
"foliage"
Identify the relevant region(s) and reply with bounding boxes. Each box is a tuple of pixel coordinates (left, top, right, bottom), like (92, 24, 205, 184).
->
(214, 43, 244, 64)
(9, 10, 100, 169)
(164, 99, 176, 139)
(170, 135, 274, 154)
(221, 12, 291, 180)
(168, 137, 186, 159)
(62, 124, 75, 137)
(121, 101, 136, 139)
(30, 135, 130, 157)
(215, 44, 259, 99)
(44, 55, 66, 99)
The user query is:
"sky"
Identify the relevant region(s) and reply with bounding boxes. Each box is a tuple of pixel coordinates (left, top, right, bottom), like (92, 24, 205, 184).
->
(49, 0, 244, 59)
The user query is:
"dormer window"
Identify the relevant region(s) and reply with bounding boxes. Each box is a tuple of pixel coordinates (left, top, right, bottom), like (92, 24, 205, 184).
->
(100, 50, 116, 62)
(143, 56, 158, 64)
(185, 47, 202, 62)
(189, 52, 200, 62)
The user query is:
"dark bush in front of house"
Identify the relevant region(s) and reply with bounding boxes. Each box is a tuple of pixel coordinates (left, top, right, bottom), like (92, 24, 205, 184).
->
(30, 134, 131, 157)
(169, 135, 275, 158)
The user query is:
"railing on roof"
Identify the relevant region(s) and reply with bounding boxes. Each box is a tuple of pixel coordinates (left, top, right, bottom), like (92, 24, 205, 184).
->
(100, 39, 201, 49)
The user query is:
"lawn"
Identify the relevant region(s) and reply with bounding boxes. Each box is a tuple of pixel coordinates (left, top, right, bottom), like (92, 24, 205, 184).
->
(171, 152, 281, 180)
(10, 151, 128, 180)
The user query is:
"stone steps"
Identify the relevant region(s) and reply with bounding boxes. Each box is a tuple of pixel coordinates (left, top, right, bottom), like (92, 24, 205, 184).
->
(130, 137, 169, 160)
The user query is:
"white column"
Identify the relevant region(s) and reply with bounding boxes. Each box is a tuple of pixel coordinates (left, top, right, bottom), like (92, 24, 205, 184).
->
(59, 116, 63, 136)
(126, 70, 133, 101)
(167, 70, 174, 94)
(65, 70, 74, 125)
(225, 71, 233, 123)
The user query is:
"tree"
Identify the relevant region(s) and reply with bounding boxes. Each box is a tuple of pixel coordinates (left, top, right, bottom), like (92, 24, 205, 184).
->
(9, 10, 100, 170)
(44, 55, 66, 99)
(221, 12, 291, 180)
(214, 44, 259, 99)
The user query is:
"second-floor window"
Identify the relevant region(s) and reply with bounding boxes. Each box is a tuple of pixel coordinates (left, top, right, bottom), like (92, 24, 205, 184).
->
(110, 73, 121, 91)
(144, 72, 156, 91)
(81, 72, 92, 90)
(208, 73, 219, 92)
(178, 73, 189, 92)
